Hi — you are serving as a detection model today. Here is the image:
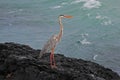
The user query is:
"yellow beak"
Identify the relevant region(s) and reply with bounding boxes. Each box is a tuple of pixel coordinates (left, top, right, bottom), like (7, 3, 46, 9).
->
(63, 15, 73, 18)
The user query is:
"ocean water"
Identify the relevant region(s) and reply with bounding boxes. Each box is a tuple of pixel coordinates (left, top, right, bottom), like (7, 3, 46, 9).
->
(0, 0, 120, 75)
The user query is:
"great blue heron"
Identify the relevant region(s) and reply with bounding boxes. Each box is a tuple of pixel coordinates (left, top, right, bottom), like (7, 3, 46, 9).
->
(39, 15, 73, 68)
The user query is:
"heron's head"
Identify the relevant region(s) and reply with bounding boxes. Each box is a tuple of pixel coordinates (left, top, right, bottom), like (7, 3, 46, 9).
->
(59, 15, 73, 18)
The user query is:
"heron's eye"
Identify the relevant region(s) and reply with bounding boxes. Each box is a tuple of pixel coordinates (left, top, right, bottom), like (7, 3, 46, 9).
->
(59, 15, 64, 17)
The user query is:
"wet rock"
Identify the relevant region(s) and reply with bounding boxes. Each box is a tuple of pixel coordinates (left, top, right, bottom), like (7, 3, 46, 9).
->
(0, 42, 120, 80)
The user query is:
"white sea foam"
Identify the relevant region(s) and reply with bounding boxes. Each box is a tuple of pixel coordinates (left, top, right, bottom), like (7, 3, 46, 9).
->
(80, 33, 91, 45)
(71, 0, 101, 9)
(8, 10, 16, 14)
(51, 2, 68, 9)
(8, 9, 23, 14)
(95, 14, 112, 25)
(93, 55, 98, 60)
(102, 20, 112, 25)
(50, 5, 62, 9)
(95, 14, 107, 19)
(80, 38, 91, 45)
(83, 0, 101, 9)
(96, 15, 102, 19)
(61, 2, 68, 5)
(81, 33, 89, 38)
(71, 0, 85, 4)
(18, 9, 23, 11)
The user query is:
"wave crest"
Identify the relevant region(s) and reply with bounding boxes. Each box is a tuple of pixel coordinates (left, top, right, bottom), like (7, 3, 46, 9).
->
(80, 38, 91, 45)
(83, 0, 101, 9)
(71, 0, 101, 9)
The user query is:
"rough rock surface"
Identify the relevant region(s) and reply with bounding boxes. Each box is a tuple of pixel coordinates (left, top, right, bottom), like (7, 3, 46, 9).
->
(0, 42, 120, 80)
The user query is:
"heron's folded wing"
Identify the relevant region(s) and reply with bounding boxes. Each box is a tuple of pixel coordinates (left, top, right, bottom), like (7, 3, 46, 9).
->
(39, 35, 57, 58)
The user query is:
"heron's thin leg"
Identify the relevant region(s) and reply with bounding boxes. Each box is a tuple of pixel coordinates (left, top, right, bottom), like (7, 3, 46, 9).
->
(52, 50, 56, 66)
(50, 52, 53, 67)
(50, 48, 57, 68)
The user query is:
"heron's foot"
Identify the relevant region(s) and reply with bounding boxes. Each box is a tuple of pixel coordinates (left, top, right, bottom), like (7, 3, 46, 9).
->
(6, 73, 13, 80)
(51, 65, 57, 69)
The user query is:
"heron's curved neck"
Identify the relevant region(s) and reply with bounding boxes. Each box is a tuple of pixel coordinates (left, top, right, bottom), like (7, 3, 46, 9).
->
(58, 17, 63, 41)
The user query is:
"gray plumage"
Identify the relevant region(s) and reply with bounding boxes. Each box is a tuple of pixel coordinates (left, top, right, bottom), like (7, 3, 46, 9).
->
(39, 35, 58, 58)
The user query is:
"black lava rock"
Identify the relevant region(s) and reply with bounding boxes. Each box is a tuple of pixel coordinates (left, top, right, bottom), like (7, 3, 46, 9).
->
(0, 42, 120, 80)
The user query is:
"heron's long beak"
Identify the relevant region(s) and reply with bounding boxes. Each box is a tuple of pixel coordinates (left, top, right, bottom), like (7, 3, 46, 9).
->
(63, 15, 73, 18)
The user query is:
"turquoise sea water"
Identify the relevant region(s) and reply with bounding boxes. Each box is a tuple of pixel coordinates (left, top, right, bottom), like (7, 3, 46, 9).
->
(0, 0, 120, 75)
